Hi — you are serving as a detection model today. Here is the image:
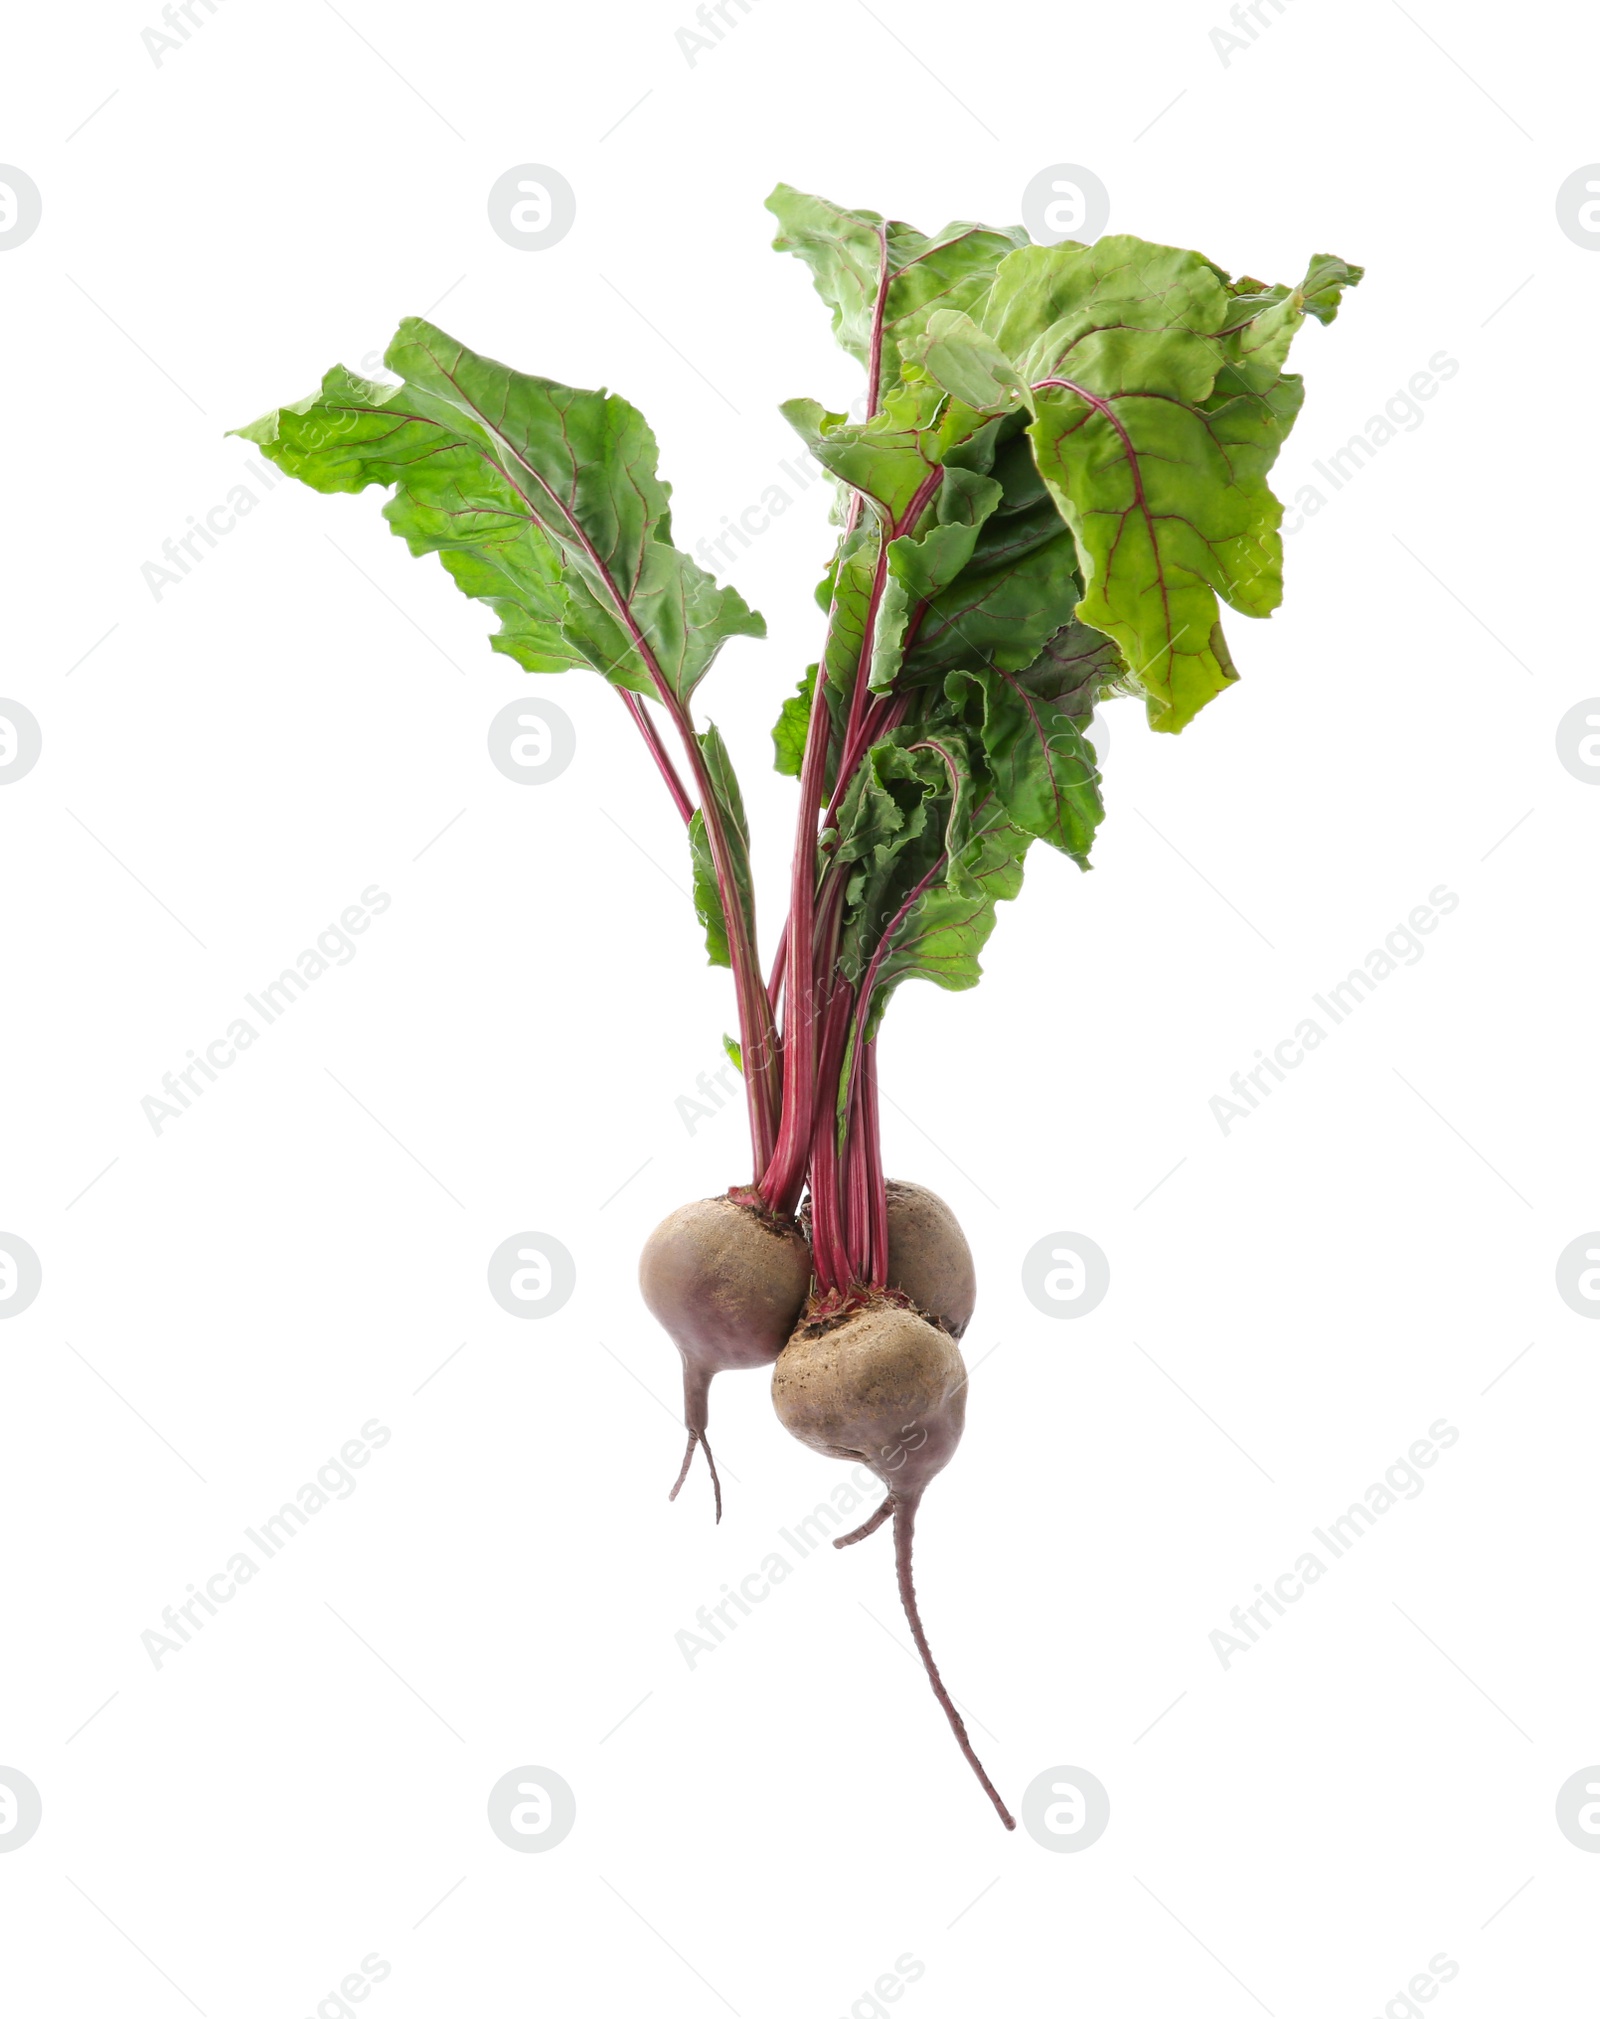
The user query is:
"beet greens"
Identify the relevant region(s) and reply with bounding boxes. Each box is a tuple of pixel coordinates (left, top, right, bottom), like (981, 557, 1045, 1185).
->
(235, 186, 1359, 1827)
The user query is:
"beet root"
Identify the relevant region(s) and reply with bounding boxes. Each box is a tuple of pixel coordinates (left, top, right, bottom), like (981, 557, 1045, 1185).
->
(771, 1297, 966, 1495)
(884, 1179, 976, 1338)
(772, 1297, 1013, 1828)
(639, 1193, 811, 1520)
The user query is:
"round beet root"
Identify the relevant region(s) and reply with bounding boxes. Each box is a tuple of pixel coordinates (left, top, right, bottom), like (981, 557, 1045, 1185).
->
(640, 1193, 811, 1519)
(771, 1298, 966, 1496)
(885, 1179, 975, 1338)
(772, 1297, 1013, 1829)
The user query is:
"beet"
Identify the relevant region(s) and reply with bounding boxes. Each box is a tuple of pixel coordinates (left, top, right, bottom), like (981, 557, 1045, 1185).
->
(884, 1179, 976, 1337)
(639, 1193, 811, 1519)
(773, 1297, 1014, 1827)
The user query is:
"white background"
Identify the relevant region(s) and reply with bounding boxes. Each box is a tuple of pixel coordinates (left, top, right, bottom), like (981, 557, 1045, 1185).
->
(2, 0, 1597, 2013)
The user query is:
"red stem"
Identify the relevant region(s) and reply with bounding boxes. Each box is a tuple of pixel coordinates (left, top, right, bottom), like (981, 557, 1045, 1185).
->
(762, 470, 941, 1216)
(836, 846, 947, 1276)
(844, 1065, 871, 1273)
(862, 1036, 887, 1287)
(836, 469, 943, 783)
(834, 544, 894, 806)
(761, 231, 956, 1229)
(865, 226, 890, 416)
(676, 716, 780, 1178)
(806, 981, 856, 1292)
(366, 365, 783, 1178)
(758, 512, 900, 1215)
(616, 689, 694, 826)
(757, 227, 900, 1218)
(765, 918, 788, 1020)
(758, 660, 835, 1213)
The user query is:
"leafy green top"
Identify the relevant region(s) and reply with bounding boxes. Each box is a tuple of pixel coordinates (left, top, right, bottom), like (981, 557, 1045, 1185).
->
(235, 317, 763, 705)
(768, 189, 1359, 1026)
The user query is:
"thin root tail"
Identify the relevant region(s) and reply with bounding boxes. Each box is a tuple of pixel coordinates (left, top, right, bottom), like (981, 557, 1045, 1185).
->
(700, 1430, 723, 1524)
(667, 1428, 697, 1502)
(834, 1496, 893, 1548)
(667, 1427, 724, 1525)
(892, 1494, 1015, 1830)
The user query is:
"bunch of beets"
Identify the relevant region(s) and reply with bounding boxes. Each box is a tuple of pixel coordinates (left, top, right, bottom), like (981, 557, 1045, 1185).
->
(238, 184, 1359, 1824)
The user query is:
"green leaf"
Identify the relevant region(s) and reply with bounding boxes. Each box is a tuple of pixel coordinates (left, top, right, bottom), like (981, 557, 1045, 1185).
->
(832, 725, 1030, 1033)
(685, 722, 755, 970)
(948, 660, 1104, 865)
(834, 740, 942, 986)
(772, 662, 818, 777)
(767, 185, 1028, 390)
(781, 351, 1112, 733)
(815, 525, 880, 708)
(1298, 253, 1365, 325)
(869, 470, 1005, 693)
(869, 522, 983, 694)
(897, 430, 1093, 687)
(998, 613, 1136, 713)
(234, 318, 764, 704)
(865, 771, 1031, 1017)
(824, 730, 1024, 1149)
(792, 394, 1092, 723)
(722, 1033, 743, 1076)
(1025, 394, 1227, 733)
(1213, 254, 1364, 395)
(780, 380, 1006, 528)
(904, 308, 1024, 411)
(982, 237, 1228, 390)
(786, 388, 1065, 710)
(688, 810, 726, 966)
(960, 235, 1356, 732)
